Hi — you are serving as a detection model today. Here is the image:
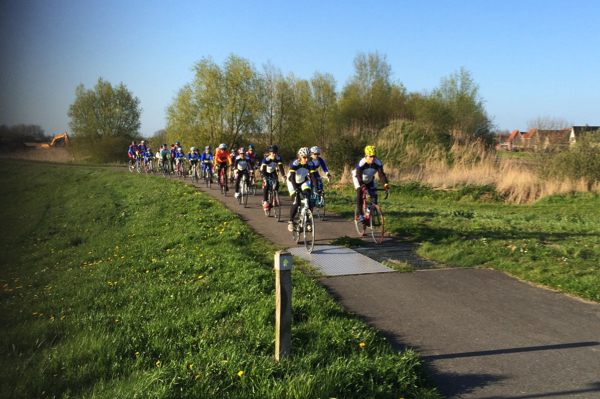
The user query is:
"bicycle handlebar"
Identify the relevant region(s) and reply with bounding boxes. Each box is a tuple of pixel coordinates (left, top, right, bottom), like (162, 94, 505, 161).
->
(361, 186, 390, 200)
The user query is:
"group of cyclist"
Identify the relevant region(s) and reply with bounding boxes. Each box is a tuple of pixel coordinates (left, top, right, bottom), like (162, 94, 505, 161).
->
(128, 140, 390, 232)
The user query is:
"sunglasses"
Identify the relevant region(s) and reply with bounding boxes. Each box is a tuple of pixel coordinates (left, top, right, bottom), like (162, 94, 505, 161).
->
(300, 156, 309, 159)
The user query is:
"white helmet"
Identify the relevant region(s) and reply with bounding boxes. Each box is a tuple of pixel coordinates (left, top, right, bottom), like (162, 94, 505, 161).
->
(298, 147, 310, 157)
(310, 146, 320, 155)
(191, 147, 197, 151)
(219, 143, 227, 149)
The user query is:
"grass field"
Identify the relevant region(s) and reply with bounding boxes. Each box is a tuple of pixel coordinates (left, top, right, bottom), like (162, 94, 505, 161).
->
(0, 162, 440, 399)
(327, 183, 600, 303)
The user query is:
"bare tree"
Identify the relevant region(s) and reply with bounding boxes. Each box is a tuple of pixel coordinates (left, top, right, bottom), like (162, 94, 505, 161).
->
(526, 116, 572, 131)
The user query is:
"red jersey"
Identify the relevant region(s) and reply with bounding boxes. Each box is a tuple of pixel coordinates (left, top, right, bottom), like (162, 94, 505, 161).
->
(215, 149, 232, 165)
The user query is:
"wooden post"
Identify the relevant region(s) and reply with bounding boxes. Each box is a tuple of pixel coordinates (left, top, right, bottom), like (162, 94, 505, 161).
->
(275, 250, 292, 361)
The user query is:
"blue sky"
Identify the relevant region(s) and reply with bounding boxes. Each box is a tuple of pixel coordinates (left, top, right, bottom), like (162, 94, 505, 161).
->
(1, 0, 598, 138)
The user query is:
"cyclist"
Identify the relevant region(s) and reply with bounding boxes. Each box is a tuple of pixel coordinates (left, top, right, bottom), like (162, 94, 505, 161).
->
(201, 146, 214, 182)
(138, 140, 148, 154)
(188, 147, 201, 177)
(174, 147, 186, 174)
(215, 143, 233, 191)
(246, 144, 258, 181)
(228, 147, 238, 182)
(353, 145, 390, 223)
(144, 148, 153, 168)
(159, 144, 172, 171)
(233, 147, 251, 198)
(287, 147, 318, 232)
(310, 146, 332, 191)
(260, 144, 285, 211)
(128, 141, 139, 166)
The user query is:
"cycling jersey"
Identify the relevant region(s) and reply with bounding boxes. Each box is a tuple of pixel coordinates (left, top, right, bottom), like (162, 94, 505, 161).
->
(312, 156, 330, 179)
(159, 148, 171, 160)
(138, 144, 147, 154)
(188, 151, 201, 161)
(245, 150, 257, 166)
(260, 155, 284, 176)
(215, 149, 232, 165)
(353, 157, 388, 187)
(128, 144, 139, 158)
(200, 152, 214, 164)
(174, 151, 186, 161)
(287, 159, 318, 194)
(234, 155, 251, 172)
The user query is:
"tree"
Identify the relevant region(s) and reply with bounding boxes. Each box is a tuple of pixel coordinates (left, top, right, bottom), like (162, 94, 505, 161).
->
(68, 78, 142, 142)
(526, 116, 572, 131)
(340, 51, 394, 128)
(432, 67, 495, 143)
(307, 71, 338, 149)
(166, 54, 264, 149)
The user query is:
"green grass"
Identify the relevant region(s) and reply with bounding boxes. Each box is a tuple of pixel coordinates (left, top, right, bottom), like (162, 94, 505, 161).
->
(327, 183, 600, 302)
(0, 162, 440, 399)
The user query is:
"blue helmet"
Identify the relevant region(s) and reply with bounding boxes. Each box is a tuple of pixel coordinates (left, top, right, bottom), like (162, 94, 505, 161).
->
(175, 141, 180, 146)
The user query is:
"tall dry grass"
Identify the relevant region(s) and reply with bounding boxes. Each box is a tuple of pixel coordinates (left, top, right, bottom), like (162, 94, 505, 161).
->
(342, 139, 600, 204)
(0, 148, 75, 163)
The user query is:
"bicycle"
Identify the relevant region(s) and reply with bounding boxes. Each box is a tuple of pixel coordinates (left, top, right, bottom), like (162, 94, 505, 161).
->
(237, 173, 249, 207)
(292, 193, 315, 253)
(203, 164, 213, 188)
(175, 159, 186, 179)
(217, 165, 228, 196)
(249, 167, 258, 195)
(263, 176, 281, 221)
(312, 177, 328, 221)
(129, 156, 141, 173)
(159, 158, 171, 177)
(189, 162, 199, 183)
(355, 187, 389, 244)
(145, 158, 155, 174)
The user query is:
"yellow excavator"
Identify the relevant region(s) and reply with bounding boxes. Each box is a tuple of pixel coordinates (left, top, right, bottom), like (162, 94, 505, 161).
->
(41, 132, 70, 148)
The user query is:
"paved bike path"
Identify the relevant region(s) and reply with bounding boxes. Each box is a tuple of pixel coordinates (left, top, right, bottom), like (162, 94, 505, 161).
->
(170, 173, 600, 398)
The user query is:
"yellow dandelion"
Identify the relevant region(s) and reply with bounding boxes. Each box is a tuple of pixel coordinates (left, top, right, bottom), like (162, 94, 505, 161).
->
(221, 360, 228, 363)
(114, 281, 117, 284)
(135, 352, 139, 355)
(115, 319, 119, 322)
(238, 371, 244, 377)
(156, 361, 160, 366)
(198, 276, 203, 279)
(359, 342, 365, 347)
(116, 246, 119, 249)
(152, 259, 156, 262)
(61, 316, 66, 320)
(167, 249, 170, 252)
(50, 317, 54, 320)
(146, 270, 149, 273)
(108, 282, 112, 285)
(121, 256, 124, 259)
(189, 364, 194, 370)
(195, 375, 200, 379)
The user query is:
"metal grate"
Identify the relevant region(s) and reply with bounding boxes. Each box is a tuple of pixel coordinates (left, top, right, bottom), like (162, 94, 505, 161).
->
(288, 245, 395, 276)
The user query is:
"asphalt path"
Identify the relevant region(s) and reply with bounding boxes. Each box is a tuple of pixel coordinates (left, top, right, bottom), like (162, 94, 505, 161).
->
(162, 171, 600, 398)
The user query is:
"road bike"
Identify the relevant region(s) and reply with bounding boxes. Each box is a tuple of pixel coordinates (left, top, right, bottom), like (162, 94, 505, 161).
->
(292, 193, 315, 253)
(189, 161, 199, 183)
(217, 165, 228, 196)
(263, 176, 281, 221)
(159, 158, 171, 177)
(203, 165, 213, 188)
(237, 172, 249, 208)
(145, 158, 155, 174)
(249, 167, 258, 195)
(355, 186, 389, 244)
(312, 177, 328, 221)
(175, 159, 186, 179)
(129, 156, 141, 173)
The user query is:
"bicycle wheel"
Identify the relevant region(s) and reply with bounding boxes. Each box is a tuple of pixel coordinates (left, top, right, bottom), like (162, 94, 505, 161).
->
(265, 190, 272, 217)
(354, 206, 366, 236)
(316, 193, 326, 221)
(369, 204, 385, 244)
(274, 191, 281, 221)
(241, 179, 248, 208)
(303, 209, 315, 253)
(129, 163, 135, 172)
(292, 215, 300, 244)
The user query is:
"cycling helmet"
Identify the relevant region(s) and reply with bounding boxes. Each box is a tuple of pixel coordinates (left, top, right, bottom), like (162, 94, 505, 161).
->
(205, 146, 211, 150)
(132, 141, 137, 144)
(163, 143, 167, 147)
(298, 147, 310, 157)
(147, 148, 152, 153)
(141, 140, 146, 144)
(310, 146, 320, 155)
(248, 144, 255, 149)
(219, 143, 227, 149)
(190, 147, 196, 151)
(178, 148, 183, 152)
(238, 147, 245, 154)
(268, 144, 279, 153)
(176, 141, 180, 146)
(364, 145, 376, 156)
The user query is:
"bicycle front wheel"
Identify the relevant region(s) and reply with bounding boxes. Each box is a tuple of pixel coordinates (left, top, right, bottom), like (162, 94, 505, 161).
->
(316, 193, 325, 221)
(242, 180, 248, 208)
(369, 204, 385, 244)
(274, 191, 281, 221)
(355, 207, 366, 236)
(303, 209, 315, 253)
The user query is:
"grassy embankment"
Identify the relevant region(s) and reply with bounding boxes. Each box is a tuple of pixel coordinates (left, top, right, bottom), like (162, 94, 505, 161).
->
(327, 184, 600, 302)
(0, 162, 440, 399)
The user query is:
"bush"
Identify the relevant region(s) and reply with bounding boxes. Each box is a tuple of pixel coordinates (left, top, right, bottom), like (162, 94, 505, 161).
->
(543, 130, 600, 183)
(69, 136, 135, 164)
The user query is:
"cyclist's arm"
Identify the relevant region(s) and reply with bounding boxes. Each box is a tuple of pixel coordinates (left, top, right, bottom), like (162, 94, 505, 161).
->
(377, 165, 389, 186)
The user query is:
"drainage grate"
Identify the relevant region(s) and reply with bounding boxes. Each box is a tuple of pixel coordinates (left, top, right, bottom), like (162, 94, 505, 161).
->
(288, 245, 394, 276)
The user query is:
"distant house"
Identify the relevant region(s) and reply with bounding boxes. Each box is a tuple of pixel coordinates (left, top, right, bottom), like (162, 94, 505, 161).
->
(569, 126, 600, 146)
(506, 130, 524, 150)
(495, 132, 511, 150)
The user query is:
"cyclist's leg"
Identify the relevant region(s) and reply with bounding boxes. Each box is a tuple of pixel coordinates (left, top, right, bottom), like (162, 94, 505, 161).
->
(234, 170, 241, 194)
